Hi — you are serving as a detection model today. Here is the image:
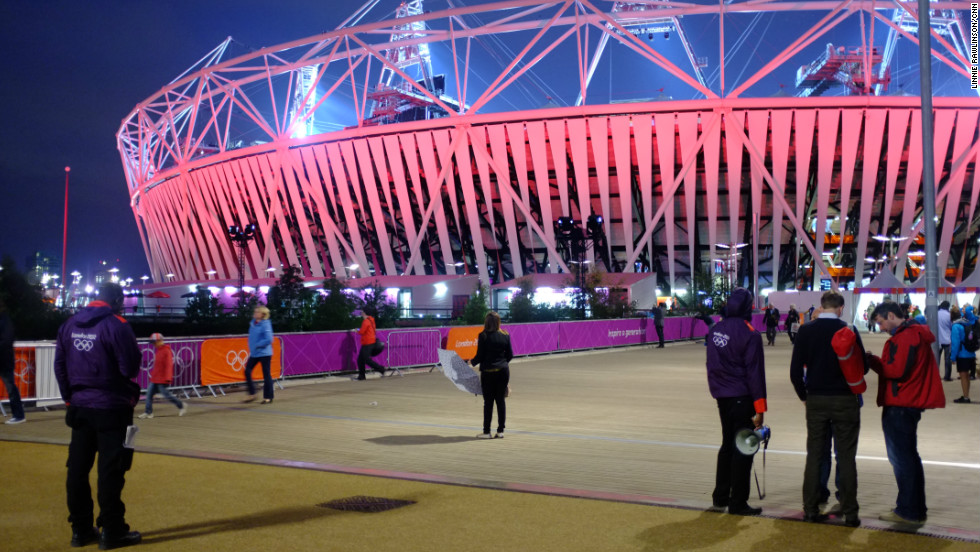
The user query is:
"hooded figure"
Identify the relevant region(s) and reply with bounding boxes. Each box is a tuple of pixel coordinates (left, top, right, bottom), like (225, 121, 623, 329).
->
(705, 288, 767, 516)
(53, 283, 143, 549)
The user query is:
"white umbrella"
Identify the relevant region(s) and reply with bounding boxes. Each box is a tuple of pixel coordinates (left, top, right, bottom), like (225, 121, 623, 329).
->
(437, 349, 482, 395)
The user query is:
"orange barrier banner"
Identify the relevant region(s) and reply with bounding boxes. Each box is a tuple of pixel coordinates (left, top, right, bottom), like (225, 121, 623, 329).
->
(200, 337, 282, 386)
(445, 326, 482, 360)
(0, 348, 36, 400)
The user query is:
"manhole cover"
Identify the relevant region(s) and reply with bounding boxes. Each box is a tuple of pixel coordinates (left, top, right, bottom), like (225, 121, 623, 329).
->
(318, 496, 416, 513)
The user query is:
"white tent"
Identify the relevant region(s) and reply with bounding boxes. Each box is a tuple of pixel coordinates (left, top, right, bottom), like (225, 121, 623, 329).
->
(853, 270, 908, 294)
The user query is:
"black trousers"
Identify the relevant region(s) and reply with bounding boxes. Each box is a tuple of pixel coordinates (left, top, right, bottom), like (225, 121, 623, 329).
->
(766, 326, 777, 344)
(481, 367, 510, 434)
(65, 406, 134, 536)
(244, 355, 274, 399)
(357, 344, 384, 378)
(803, 395, 860, 518)
(713, 396, 756, 509)
(655, 324, 665, 347)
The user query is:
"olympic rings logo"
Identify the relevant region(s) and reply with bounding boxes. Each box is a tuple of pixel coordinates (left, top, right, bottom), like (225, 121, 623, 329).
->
(14, 358, 34, 385)
(74, 339, 94, 352)
(226, 350, 249, 372)
(712, 335, 729, 348)
(174, 346, 193, 380)
(141, 348, 155, 372)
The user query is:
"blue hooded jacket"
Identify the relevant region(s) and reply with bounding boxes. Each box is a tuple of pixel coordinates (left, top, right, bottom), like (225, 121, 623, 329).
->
(951, 306, 977, 360)
(54, 301, 141, 409)
(705, 288, 767, 412)
(249, 318, 274, 357)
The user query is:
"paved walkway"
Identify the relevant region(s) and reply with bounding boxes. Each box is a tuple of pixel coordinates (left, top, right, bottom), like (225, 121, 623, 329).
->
(2, 335, 977, 540)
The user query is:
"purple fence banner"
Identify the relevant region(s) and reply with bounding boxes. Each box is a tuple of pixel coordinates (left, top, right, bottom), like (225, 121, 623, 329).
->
(137, 339, 203, 390)
(505, 322, 560, 356)
(280, 332, 359, 376)
(381, 329, 444, 367)
(558, 318, 651, 350)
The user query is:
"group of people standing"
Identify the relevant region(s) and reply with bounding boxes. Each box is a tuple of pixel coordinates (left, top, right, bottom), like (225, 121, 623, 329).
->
(706, 288, 946, 528)
(938, 300, 976, 404)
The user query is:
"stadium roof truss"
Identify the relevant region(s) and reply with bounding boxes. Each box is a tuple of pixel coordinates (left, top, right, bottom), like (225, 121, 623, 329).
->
(117, 0, 980, 294)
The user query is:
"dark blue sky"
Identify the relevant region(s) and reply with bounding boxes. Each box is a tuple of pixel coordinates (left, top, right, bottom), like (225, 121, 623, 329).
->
(0, 0, 353, 280)
(0, 1, 968, 282)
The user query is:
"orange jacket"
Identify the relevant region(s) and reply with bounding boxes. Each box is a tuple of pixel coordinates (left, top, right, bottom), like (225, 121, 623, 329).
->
(359, 316, 377, 345)
(150, 344, 174, 384)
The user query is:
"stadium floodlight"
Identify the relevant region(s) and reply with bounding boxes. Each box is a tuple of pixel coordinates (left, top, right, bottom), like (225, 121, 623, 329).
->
(555, 217, 576, 237)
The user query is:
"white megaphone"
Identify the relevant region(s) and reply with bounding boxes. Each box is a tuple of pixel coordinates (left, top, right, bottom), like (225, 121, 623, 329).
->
(734, 426, 771, 456)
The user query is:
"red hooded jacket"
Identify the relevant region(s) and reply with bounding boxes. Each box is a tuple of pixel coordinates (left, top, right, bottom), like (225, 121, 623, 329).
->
(150, 344, 174, 384)
(866, 321, 945, 410)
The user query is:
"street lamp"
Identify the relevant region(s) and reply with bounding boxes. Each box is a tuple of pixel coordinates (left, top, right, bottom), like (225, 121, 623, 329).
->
(227, 223, 257, 290)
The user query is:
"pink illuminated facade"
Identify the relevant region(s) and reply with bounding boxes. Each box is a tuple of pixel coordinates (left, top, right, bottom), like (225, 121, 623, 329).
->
(117, 0, 980, 294)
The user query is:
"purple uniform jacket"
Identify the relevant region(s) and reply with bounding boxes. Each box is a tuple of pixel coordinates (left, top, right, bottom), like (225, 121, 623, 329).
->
(705, 289, 767, 412)
(54, 301, 141, 409)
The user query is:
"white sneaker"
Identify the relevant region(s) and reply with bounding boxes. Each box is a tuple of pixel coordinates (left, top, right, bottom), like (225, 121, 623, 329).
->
(137, 412, 153, 419)
(494, 433, 505, 439)
(4, 417, 25, 425)
(476, 433, 493, 439)
(178, 405, 188, 417)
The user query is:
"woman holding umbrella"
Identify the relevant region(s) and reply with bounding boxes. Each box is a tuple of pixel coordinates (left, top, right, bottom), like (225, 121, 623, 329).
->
(470, 311, 513, 439)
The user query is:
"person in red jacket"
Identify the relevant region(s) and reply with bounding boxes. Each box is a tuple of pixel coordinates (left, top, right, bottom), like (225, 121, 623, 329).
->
(138, 333, 187, 419)
(866, 302, 945, 526)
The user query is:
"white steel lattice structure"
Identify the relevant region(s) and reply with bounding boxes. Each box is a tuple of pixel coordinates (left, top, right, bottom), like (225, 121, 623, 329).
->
(117, 0, 980, 294)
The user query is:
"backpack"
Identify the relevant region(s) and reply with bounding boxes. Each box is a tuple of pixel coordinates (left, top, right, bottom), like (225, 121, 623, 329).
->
(963, 320, 980, 353)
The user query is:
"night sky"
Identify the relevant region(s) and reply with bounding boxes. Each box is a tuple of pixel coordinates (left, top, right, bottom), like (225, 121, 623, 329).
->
(0, 0, 352, 281)
(0, 1, 967, 283)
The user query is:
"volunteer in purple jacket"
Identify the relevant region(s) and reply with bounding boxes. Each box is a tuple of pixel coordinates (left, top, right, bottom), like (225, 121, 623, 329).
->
(54, 283, 142, 549)
(705, 287, 767, 516)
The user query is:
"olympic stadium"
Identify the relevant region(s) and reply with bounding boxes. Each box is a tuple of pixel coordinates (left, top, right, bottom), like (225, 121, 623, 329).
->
(117, 0, 980, 306)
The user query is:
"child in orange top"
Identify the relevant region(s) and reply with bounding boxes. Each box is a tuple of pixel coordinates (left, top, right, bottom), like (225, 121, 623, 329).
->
(138, 333, 187, 418)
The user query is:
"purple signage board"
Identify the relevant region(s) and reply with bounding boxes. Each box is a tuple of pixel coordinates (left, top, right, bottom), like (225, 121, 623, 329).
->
(558, 319, 652, 350)
(505, 322, 560, 356)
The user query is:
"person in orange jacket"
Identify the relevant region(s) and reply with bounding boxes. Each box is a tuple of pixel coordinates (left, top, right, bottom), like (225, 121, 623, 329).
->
(138, 333, 187, 419)
(866, 302, 945, 526)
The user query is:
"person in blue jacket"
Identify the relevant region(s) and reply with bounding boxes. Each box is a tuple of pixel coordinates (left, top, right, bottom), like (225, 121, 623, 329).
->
(705, 287, 767, 516)
(54, 283, 142, 549)
(245, 305, 275, 404)
(950, 306, 975, 404)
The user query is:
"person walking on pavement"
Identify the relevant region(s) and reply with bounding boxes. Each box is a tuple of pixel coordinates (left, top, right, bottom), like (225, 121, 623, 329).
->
(705, 288, 767, 516)
(949, 306, 975, 404)
(244, 305, 275, 404)
(54, 283, 143, 550)
(354, 306, 386, 380)
(786, 304, 800, 344)
(866, 302, 946, 527)
(138, 333, 187, 419)
(0, 297, 25, 424)
(790, 291, 864, 527)
(765, 306, 780, 346)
